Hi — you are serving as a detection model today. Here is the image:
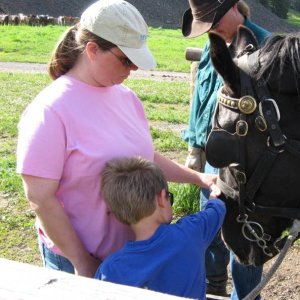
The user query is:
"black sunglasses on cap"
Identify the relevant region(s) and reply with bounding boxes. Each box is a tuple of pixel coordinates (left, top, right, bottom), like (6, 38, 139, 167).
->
(107, 48, 134, 67)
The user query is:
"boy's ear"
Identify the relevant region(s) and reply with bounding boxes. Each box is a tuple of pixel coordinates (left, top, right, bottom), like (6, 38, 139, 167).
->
(157, 189, 167, 208)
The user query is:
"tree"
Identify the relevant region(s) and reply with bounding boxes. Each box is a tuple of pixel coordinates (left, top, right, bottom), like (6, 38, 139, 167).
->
(259, 0, 270, 7)
(259, 0, 291, 19)
(272, 0, 290, 19)
(291, 0, 300, 11)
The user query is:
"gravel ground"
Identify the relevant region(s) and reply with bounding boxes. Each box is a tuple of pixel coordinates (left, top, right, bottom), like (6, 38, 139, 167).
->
(261, 245, 300, 300)
(0, 61, 189, 81)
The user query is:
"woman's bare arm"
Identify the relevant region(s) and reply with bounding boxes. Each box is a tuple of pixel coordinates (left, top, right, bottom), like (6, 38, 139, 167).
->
(154, 151, 220, 193)
(21, 174, 100, 277)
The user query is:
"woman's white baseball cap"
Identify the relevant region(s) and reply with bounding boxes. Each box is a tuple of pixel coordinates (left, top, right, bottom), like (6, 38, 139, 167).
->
(80, 0, 156, 70)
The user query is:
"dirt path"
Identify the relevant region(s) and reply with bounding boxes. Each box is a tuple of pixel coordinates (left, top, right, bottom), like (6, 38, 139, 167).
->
(0, 61, 190, 81)
(261, 245, 300, 299)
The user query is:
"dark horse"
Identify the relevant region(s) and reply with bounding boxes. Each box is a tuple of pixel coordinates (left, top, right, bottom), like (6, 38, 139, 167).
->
(206, 26, 300, 266)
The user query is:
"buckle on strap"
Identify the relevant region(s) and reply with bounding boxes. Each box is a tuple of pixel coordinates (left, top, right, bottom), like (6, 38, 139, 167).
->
(260, 99, 285, 147)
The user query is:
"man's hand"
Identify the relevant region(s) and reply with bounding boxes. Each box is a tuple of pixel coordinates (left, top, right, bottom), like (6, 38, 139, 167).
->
(185, 146, 206, 172)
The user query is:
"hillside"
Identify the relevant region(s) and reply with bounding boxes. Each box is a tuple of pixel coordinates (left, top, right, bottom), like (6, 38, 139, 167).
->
(0, 0, 298, 32)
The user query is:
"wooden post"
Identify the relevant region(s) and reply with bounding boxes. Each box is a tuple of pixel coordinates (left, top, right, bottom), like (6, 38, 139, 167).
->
(185, 47, 202, 62)
(189, 61, 200, 104)
(185, 47, 202, 104)
(183, 47, 207, 172)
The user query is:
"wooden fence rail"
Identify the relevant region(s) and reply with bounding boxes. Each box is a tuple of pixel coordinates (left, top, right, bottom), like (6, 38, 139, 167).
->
(0, 258, 229, 300)
(0, 258, 188, 300)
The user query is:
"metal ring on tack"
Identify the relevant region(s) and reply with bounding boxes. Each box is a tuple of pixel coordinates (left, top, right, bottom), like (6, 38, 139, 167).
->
(242, 221, 264, 242)
(236, 214, 248, 223)
(262, 246, 274, 257)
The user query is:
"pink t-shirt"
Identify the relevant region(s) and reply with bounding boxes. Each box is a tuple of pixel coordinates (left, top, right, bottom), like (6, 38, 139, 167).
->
(17, 75, 154, 260)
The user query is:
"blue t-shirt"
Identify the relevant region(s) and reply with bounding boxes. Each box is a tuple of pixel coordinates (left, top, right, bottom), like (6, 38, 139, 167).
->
(182, 19, 270, 148)
(95, 199, 226, 300)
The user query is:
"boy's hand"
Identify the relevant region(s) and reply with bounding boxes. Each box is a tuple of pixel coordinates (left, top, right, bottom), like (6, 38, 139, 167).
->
(209, 184, 221, 198)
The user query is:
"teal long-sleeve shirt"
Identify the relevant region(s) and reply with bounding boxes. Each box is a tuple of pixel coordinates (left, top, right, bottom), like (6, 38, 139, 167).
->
(182, 18, 270, 149)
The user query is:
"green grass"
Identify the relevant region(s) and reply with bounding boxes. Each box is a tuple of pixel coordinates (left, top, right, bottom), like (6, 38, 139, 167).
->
(287, 9, 300, 26)
(0, 73, 51, 264)
(171, 183, 200, 218)
(125, 79, 190, 123)
(148, 27, 207, 72)
(151, 127, 187, 152)
(0, 26, 64, 64)
(0, 26, 207, 72)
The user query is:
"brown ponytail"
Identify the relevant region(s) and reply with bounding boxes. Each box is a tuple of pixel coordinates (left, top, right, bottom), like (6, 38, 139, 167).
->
(48, 24, 116, 80)
(48, 25, 81, 80)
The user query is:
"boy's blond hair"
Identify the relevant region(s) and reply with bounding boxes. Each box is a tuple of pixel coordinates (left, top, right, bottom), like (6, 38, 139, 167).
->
(101, 157, 168, 225)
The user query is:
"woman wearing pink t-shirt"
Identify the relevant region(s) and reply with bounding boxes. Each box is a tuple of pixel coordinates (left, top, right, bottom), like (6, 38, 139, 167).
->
(17, 0, 218, 278)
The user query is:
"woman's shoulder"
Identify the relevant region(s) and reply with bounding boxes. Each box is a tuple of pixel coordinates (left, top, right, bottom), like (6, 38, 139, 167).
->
(33, 76, 73, 106)
(118, 83, 137, 95)
(117, 84, 142, 104)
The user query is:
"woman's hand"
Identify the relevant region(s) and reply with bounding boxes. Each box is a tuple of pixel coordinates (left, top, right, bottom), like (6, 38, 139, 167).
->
(74, 254, 102, 278)
(198, 172, 218, 190)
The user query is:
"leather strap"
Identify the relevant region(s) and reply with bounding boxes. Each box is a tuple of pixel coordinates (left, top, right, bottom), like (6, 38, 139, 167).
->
(260, 100, 286, 147)
(217, 177, 239, 201)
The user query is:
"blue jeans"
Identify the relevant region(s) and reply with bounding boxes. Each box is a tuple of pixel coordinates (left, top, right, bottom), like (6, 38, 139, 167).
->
(38, 239, 75, 274)
(230, 252, 263, 300)
(201, 162, 263, 300)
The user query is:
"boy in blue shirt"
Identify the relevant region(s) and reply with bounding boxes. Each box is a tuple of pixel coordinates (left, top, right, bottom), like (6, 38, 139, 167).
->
(95, 156, 225, 299)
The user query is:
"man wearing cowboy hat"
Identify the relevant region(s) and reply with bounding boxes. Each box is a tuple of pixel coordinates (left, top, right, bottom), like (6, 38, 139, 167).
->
(181, 1, 270, 299)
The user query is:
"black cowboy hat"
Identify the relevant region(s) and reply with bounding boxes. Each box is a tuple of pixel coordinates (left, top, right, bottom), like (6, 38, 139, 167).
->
(182, 0, 239, 38)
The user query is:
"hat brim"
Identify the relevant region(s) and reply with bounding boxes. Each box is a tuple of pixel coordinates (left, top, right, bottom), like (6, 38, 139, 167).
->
(118, 44, 157, 70)
(182, 8, 217, 38)
(182, 0, 239, 38)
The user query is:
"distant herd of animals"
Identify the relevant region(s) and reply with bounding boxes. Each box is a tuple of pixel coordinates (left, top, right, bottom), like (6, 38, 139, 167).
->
(0, 13, 79, 26)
